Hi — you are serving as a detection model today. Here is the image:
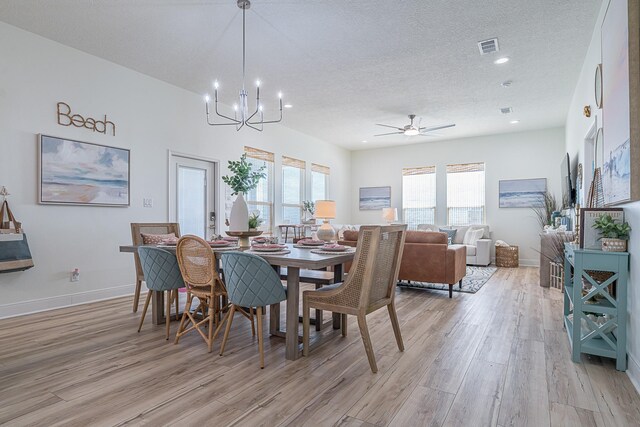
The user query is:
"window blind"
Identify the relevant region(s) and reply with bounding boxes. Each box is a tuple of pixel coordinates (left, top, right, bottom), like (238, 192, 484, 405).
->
(446, 162, 485, 225)
(282, 156, 306, 169)
(402, 166, 436, 229)
(311, 163, 330, 175)
(244, 146, 275, 163)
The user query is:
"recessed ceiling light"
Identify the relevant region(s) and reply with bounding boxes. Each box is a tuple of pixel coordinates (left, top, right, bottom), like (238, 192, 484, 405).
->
(284, 104, 293, 108)
(494, 57, 510, 65)
(361, 140, 368, 143)
(501, 80, 513, 87)
(510, 120, 520, 124)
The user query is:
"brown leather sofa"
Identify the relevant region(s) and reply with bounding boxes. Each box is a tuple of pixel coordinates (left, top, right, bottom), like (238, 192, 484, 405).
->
(340, 230, 466, 298)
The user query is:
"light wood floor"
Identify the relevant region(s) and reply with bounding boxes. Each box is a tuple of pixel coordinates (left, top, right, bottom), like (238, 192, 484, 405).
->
(1, 267, 639, 426)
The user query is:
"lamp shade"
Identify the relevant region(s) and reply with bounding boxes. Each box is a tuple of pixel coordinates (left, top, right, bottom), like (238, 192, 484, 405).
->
(382, 207, 398, 222)
(315, 200, 336, 219)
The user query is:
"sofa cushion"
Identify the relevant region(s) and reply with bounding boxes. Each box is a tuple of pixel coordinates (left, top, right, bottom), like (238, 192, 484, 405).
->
(406, 231, 447, 244)
(463, 228, 485, 246)
(439, 228, 457, 243)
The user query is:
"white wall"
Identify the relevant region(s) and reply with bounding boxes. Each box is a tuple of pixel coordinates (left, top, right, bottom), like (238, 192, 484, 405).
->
(350, 128, 566, 265)
(565, 0, 640, 392)
(0, 22, 351, 316)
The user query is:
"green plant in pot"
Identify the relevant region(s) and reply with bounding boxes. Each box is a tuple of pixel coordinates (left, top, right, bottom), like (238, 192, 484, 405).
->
(592, 214, 631, 252)
(222, 154, 266, 231)
(248, 211, 263, 230)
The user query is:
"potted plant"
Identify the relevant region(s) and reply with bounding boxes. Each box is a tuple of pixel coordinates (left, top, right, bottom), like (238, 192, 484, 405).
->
(302, 200, 315, 224)
(531, 191, 561, 230)
(592, 214, 631, 252)
(222, 154, 266, 231)
(248, 211, 263, 231)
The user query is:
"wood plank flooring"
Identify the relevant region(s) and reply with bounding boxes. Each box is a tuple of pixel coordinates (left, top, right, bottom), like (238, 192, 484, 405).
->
(1, 267, 639, 426)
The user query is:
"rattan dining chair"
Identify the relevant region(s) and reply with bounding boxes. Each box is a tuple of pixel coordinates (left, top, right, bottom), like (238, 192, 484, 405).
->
(174, 235, 236, 352)
(220, 252, 287, 368)
(302, 225, 407, 373)
(137, 247, 185, 339)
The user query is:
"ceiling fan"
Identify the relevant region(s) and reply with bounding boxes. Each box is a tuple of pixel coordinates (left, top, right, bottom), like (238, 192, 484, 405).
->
(375, 114, 455, 137)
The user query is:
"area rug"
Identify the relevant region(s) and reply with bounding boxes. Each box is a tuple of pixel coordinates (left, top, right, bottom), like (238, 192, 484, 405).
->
(397, 265, 498, 294)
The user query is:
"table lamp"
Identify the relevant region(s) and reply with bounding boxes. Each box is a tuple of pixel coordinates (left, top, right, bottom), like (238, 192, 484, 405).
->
(315, 200, 336, 242)
(382, 207, 398, 224)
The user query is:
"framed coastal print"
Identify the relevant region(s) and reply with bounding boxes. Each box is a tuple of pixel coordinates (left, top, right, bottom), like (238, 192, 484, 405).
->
(39, 135, 130, 206)
(359, 186, 391, 210)
(601, 0, 631, 204)
(498, 178, 547, 208)
(579, 208, 623, 249)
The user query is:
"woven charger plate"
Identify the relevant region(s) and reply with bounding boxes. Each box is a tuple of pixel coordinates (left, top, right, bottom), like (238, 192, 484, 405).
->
(246, 249, 291, 256)
(310, 248, 356, 255)
(211, 246, 240, 251)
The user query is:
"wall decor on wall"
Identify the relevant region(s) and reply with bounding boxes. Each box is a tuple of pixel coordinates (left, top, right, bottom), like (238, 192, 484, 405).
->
(498, 178, 547, 208)
(601, 0, 631, 205)
(57, 102, 116, 136)
(39, 135, 130, 206)
(579, 207, 623, 250)
(594, 64, 603, 108)
(359, 186, 391, 210)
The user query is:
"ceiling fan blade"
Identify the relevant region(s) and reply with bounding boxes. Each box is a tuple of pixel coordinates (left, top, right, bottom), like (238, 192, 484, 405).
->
(419, 124, 456, 133)
(375, 123, 404, 130)
(374, 131, 404, 137)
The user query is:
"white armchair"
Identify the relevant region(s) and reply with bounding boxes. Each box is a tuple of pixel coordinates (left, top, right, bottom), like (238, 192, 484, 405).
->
(417, 224, 492, 266)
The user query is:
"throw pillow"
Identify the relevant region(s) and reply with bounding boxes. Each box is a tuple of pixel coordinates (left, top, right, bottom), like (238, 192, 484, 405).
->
(141, 233, 176, 245)
(463, 228, 484, 246)
(439, 228, 457, 244)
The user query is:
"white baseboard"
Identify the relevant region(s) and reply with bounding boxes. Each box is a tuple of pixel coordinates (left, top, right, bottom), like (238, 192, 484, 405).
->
(628, 352, 640, 395)
(0, 284, 136, 319)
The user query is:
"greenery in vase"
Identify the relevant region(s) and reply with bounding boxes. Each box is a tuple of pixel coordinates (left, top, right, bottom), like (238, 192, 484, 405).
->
(531, 191, 560, 229)
(592, 214, 631, 240)
(302, 200, 315, 216)
(248, 211, 263, 229)
(222, 154, 267, 196)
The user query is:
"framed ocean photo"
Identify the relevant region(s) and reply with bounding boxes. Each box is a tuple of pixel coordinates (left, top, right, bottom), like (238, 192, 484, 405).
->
(39, 135, 130, 206)
(359, 186, 391, 210)
(499, 178, 547, 208)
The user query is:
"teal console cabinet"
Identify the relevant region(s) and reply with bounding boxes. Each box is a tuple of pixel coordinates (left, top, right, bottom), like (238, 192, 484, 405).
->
(563, 243, 629, 371)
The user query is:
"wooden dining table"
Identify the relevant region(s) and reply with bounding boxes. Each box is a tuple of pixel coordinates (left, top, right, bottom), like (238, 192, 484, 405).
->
(119, 243, 355, 360)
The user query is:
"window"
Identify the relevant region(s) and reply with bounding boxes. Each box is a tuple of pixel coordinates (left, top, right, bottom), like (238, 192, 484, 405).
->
(244, 146, 274, 234)
(446, 162, 485, 225)
(311, 163, 330, 202)
(282, 156, 305, 224)
(402, 166, 436, 229)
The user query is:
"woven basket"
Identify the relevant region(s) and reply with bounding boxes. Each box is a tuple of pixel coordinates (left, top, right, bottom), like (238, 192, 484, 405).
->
(496, 245, 519, 268)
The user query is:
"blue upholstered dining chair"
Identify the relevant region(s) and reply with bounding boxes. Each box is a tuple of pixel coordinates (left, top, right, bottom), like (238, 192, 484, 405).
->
(137, 247, 185, 340)
(220, 252, 287, 368)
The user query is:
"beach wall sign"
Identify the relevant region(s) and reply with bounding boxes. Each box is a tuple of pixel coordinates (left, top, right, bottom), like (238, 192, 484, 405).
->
(57, 102, 116, 136)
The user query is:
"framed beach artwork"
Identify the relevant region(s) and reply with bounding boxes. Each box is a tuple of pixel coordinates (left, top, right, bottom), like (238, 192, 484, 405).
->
(601, 0, 631, 205)
(359, 186, 391, 210)
(39, 135, 130, 206)
(498, 178, 547, 208)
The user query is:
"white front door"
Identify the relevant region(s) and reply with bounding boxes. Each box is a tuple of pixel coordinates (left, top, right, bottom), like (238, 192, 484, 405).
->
(169, 155, 217, 240)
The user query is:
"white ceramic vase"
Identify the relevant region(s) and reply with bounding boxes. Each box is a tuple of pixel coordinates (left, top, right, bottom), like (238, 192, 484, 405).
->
(229, 192, 249, 232)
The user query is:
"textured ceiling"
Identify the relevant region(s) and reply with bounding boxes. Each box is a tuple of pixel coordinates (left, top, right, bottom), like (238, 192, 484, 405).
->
(0, 0, 601, 150)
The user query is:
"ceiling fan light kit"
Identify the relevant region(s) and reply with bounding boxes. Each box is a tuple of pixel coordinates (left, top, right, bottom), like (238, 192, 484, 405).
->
(374, 114, 455, 138)
(204, 0, 284, 132)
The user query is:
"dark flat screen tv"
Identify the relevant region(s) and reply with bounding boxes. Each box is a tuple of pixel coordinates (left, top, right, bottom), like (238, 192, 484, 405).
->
(561, 153, 576, 207)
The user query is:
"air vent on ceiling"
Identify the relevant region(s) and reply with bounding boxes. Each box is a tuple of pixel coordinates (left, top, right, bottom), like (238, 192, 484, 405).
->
(500, 107, 513, 114)
(478, 38, 500, 55)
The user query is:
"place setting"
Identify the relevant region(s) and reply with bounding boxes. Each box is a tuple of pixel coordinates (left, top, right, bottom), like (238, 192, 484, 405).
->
(246, 242, 290, 256)
(310, 243, 355, 255)
(208, 238, 240, 251)
(294, 238, 326, 249)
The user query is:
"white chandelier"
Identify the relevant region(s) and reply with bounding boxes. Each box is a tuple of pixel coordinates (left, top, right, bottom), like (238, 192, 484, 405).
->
(204, 0, 285, 132)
